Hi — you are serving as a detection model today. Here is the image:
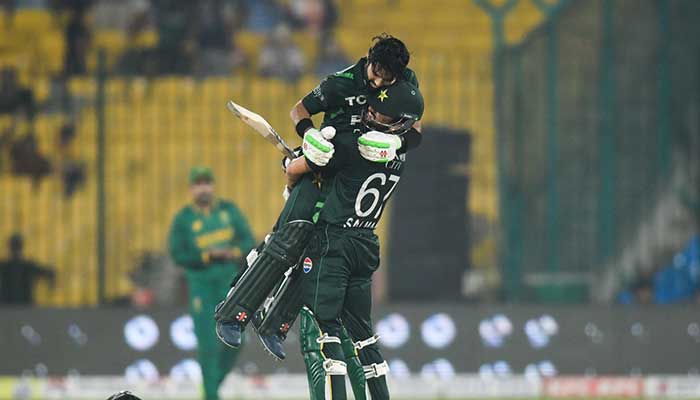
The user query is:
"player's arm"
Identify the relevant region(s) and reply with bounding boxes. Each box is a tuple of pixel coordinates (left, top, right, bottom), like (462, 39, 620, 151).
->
(291, 77, 346, 165)
(285, 143, 345, 187)
(291, 75, 346, 135)
(290, 77, 329, 138)
(290, 100, 313, 137)
(168, 213, 209, 268)
(399, 119, 422, 153)
(291, 99, 334, 167)
(285, 156, 313, 188)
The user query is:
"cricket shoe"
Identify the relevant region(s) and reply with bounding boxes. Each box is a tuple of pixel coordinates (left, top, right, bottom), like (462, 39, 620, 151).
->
(252, 311, 287, 361)
(216, 320, 243, 348)
(257, 331, 287, 361)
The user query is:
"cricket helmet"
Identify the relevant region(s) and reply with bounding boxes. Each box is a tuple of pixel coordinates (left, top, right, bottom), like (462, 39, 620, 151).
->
(363, 80, 423, 135)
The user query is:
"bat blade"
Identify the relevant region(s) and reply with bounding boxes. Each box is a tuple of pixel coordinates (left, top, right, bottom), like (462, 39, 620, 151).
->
(226, 100, 295, 158)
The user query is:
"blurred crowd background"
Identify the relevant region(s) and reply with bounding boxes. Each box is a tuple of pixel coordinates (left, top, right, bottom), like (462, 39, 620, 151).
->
(0, 0, 698, 308)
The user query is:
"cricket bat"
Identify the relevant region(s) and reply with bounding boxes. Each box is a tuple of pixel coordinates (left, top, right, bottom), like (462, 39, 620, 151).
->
(226, 100, 296, 159)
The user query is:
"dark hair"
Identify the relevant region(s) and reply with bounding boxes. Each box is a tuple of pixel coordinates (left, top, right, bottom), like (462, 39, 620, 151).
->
(367, 33, 410, 80)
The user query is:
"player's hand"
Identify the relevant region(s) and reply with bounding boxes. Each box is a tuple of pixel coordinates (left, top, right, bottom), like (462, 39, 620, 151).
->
(302, 127, 336, 166)
(281, 156, 292, 173)
(281, 146, 302, 173)
(358, 130, 402, 163)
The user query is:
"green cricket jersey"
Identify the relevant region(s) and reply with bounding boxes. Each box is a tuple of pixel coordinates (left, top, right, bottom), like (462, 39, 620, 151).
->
(307, 129, 405, 230)
(168, 200, 255, 270)
(302, 57, 419, 134)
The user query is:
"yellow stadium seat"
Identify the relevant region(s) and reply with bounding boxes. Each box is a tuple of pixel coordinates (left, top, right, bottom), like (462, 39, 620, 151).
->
(93, 29, 127, 54)
(37, 33, 65, 75)
(12, 9, 54, 34)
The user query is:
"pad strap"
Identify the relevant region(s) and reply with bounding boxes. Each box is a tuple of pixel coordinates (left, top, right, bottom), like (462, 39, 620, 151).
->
(354, 334, 380, 350)
(363, 361, 389, 379)
(245, 248, 259, 266)
(317, 333, 342, 345)
(323, 359, 348, 376)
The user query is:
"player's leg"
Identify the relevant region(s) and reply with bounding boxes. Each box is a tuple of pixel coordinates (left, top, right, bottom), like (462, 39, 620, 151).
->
(214, 175, 319, 347)
(252, 184, 326, 358)
(228, 172, 322, 288)
(343, 284, 389, 400)
(253, 263, 305, 359)
(253, 234, 370, 400)
(298, 227, 352, 400)
(299, 307, 347, 400)
(339, 324, 368, 400)
(185, 272, 224, 400)
(342, 234, 390, 400)
(253, 262, 371, 400)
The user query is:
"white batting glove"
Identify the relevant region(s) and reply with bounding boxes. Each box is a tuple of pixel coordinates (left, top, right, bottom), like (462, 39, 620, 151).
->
(302, 126, 336, 166)
(358, 130, 402, 163)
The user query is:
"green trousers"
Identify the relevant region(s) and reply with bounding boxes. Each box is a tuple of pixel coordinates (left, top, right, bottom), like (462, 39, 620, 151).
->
(185, 265, 242, 400)
(300, 224, 385, 399)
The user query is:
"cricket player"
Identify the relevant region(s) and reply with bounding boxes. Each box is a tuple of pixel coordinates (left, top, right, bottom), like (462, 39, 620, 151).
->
(168, 167, 255, 400)
(214, 34, 422, 355)
(286, 80, 424, 400)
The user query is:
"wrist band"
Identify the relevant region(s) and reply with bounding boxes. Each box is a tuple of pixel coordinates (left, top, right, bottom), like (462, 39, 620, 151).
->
(295, 118, 315, 137)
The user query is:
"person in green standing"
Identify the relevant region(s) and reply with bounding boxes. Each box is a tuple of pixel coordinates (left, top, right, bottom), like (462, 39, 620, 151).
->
(168, 166, 255, 400)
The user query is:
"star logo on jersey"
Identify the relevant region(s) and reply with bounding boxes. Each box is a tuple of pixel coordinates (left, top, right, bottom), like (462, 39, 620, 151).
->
(303, 257, 313, 273)
(192, 220, 203, 232)
(378, 89, 389, 102)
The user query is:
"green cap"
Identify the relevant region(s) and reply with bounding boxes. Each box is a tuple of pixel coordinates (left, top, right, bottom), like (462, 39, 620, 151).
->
(368, 80, 424, 121)
(189, 166, 214, 184)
